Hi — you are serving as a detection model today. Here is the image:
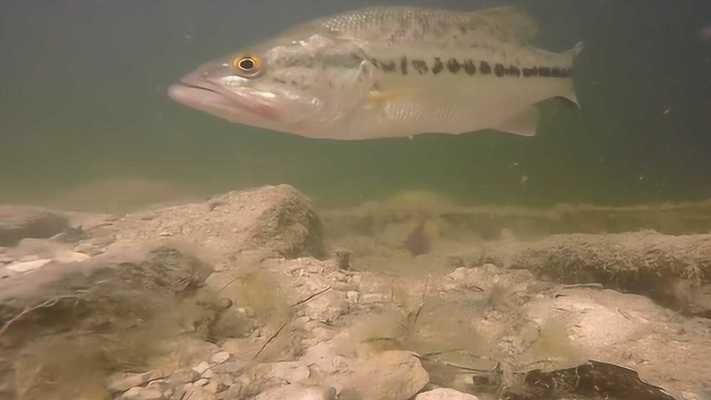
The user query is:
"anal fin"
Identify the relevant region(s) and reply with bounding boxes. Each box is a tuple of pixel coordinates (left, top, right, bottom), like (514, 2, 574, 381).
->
(495, 106, 540, 137)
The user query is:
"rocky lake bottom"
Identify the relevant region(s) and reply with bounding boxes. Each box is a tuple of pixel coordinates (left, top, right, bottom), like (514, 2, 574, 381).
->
(1, 185, 710, 400)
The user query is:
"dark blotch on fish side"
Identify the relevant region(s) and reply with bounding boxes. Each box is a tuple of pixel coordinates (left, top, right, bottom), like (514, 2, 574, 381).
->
(447, 58, 461, 73)
(404, 221, 431, 256)
(381, 60, 397, 73)
(432, 57, 444, 74)
(523, 67, 538, 77)
(412, 59, 429, 74)
(494, 63, 506, 77)
(538, 66, 552, 77)
(480, 61, 492, 75)
(464, 59, 476, 75)
(401, 56, 408, 75)
(508, 65, 521, 77)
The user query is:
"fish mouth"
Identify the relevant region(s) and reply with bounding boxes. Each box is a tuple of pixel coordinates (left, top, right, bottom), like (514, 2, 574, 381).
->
(168, 79, 279, 122)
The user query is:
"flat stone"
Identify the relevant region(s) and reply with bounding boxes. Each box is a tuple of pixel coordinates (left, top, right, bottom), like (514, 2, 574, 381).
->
(211, 351, 230, 364)
(415, 388, 480, 400)
(107, 370, 167, 393)
(193, 361, 211, 375)
(167, 369, 199, 385)
(194, 379, 209, 387)
(120, 386, 164, 400)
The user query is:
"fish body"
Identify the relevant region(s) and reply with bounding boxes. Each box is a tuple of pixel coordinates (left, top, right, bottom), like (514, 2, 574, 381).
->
(169, 6, 582, 140)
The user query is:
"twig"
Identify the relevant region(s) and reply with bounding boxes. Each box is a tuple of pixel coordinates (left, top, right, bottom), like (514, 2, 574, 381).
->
(560, 283, 604, 290)
(0, 295, 77, 337)
(290, 286, 331, 308)
(252, 319, 289, 360)
(419, 349, 490, 362)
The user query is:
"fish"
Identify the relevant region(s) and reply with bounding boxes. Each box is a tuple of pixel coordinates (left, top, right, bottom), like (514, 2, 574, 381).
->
(168, 6, 583, 140)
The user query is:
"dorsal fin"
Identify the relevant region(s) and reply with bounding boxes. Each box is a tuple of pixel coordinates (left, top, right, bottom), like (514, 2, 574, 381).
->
(305, 6, 540, 48)
(475, 6, 540, 44)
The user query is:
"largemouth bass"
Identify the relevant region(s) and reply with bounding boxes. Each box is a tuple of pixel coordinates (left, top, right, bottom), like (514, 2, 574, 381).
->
(169, 6, 582, 140)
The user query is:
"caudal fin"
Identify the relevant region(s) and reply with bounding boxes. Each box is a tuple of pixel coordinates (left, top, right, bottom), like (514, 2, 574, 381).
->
(561, 41, 583, 108)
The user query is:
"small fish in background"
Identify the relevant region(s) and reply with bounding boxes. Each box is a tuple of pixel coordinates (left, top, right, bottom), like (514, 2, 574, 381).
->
(169, 6, 582, 140)
(404, 220, 431, 256)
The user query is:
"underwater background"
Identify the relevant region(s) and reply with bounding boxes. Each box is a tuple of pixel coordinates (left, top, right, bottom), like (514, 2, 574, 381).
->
(1, 0, 711, 210)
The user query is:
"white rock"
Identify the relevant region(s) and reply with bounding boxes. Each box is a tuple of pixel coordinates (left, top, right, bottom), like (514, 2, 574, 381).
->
(253, 384, 336, 400)
(415, 388, 480, 400)
(7, 258, 51, 272)
(346, 291, 360, 304)
(210, 351, 230, 364)
(120, 386, 164, 400)
(54, 251, 90, 263)
(192, 361, 210, 375)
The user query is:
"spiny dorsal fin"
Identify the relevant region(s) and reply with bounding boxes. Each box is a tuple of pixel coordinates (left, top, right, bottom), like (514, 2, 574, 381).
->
(308, 5, 540, 48)
(475, 6, 540, 44)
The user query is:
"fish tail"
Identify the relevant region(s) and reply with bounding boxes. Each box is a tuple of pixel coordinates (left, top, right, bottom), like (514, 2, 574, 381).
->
(562, 41, 583, 108)
(571, 41, 584, 57)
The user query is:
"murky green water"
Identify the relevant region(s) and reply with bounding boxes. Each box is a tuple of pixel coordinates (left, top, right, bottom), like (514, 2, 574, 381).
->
(1, 0, 710, 210)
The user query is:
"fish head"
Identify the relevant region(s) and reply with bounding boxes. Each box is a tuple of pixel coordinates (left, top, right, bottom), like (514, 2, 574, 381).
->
(169, 32, 378, 138)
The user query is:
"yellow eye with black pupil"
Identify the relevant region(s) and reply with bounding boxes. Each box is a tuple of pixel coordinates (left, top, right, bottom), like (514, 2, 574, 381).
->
(239, 58, 254, 70)
(233, 55, 262, 77)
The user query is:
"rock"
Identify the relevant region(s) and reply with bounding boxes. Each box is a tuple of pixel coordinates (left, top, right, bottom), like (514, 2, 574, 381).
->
(167, 369, 199, 385)
(194, 379, 209, 387)
(253, 384, 336, 400)
(121, 386, 164, 400)
(211, 351, 230, 364)
(343, 351, 429, 400)
(193, 362, 211, 375)
(107, 370, 167, 393)
(0, 206, 69, 246)
(112, 185, 324, 259)
(416, 388, 480, 400)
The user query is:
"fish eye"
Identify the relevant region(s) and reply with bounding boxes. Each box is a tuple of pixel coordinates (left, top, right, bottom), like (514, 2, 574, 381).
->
(233, 55, 263, 77)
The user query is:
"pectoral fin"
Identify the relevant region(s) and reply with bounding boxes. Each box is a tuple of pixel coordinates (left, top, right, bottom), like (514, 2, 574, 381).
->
(367, 88, 417, 108)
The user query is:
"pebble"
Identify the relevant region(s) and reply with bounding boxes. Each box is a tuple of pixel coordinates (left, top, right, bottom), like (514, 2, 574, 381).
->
(192, 361, 211, 375)
(194, 378, 209, 387)
(346, 291, 360, 304)
(211, 351, 230, 364)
